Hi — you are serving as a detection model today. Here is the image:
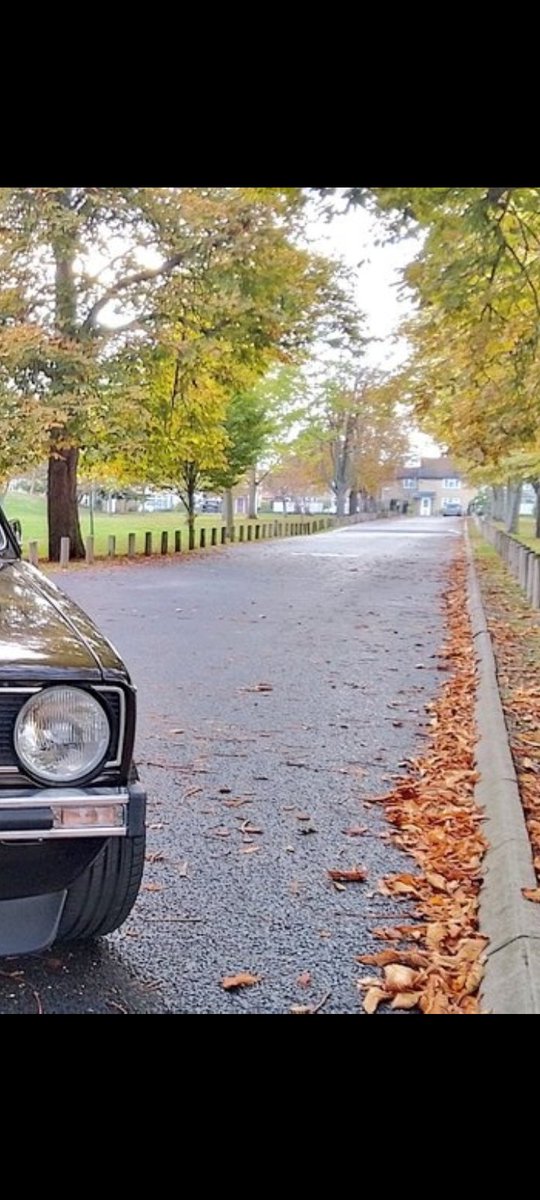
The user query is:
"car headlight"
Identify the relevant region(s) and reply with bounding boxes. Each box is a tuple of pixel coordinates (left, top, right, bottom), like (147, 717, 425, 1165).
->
(14, 687, 111, 784)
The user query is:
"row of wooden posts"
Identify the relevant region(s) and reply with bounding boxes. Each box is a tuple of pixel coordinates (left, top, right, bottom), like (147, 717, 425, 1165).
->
(27, 514, 360, 567)
(479, 519, 540, 609)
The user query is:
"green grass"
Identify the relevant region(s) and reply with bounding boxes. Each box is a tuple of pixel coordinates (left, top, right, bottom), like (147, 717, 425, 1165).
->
(514, 516, 540, 552)
(2, 492, 323, 560)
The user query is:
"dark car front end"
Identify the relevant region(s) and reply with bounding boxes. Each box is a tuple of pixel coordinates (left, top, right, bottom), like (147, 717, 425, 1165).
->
(0, 511, 146, 955)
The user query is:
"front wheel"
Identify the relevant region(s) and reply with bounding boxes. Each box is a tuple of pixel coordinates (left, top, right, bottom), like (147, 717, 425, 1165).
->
(56, 834, 146, 943)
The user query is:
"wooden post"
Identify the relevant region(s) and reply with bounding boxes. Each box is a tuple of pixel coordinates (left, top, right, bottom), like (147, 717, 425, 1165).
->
(161, 531, 168, 555)
(221, 526, 226, 545)
(60, 537, 70, 569)
(174, 530, 182, 553)
(200, 528, 206, 549)
(211, 527, 217, 546)
(247, 525, 253, 541)
(255, 524, 260, 540)
(28, 541, 39, 566)
(239, 526, 244, 541)
(85, 536, 94, 565)
(128, 533, 136, 558)
(144, 532, 152, 556)
(229, 526, 235, 542)
(108, 535, 116, 558)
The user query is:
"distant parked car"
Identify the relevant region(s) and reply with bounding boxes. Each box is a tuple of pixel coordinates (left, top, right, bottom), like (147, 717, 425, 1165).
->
(441, 501, 463, 516)
(200, 500, 222, 513)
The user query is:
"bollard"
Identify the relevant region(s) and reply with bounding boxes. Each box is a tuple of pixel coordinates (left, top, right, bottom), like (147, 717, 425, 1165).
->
(229, 526, 235, 543)
(174, 530, 182, 553)
(144, 532, 152, 556)
(247, 525, 252, 541)
(262, 524, 267, 538)
(306, 522, 311, 534)
(211, 527, 217, 547)
(255, 524, 260, 540)
(239, 526, 244, 541)
(108, 535, 116, 558)
(200, 528, 206, 549)
(532, 556, 540, 609)
(60, 537, 70, 569)
(85, 536, 94, 565)
(128, 533, 136, 558)
(221, 526, 226, 545)
(161, 531, 168, 555)
(28, 541, 39, 566)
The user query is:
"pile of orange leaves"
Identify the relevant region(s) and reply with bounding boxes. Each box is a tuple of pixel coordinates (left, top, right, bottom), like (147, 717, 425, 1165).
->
(358, 548, 488, 1015)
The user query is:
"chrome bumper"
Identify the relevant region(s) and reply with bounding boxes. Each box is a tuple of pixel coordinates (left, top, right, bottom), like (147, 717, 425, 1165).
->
(0, 786, 132, 840)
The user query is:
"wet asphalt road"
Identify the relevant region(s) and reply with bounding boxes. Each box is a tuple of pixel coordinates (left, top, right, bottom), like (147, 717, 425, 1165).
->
(0, 517, 462, 1014)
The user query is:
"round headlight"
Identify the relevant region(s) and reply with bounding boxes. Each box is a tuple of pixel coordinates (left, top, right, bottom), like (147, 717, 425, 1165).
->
(14, 687, 111, 784)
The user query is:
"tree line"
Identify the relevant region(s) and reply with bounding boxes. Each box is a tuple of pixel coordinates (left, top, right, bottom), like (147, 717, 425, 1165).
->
(0, 187, 408, 558)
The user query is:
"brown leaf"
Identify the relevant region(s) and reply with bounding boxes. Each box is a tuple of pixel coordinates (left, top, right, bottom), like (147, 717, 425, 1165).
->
(328, 867, 367, 883)
(342, 825, 368, 837)
(390, 991, 422, 1010)
(143, 882, 162, 892)
(522, 888, 540, 903)
(296, 971, 312, 989)
(242, 682, 273, 693)
(239, 844, 260, 854)
(240, 820, 263, 834)
(363, 987, 388, 1014)
(383, 964, 417, 991)
(221, 972, 262, 991)
(290, 1005, 313, 1015)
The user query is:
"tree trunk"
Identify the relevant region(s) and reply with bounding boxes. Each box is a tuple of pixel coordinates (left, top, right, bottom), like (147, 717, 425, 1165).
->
(348, 488, 358, 515)
(224, 487, 234, 539)
(492, 485, 505, 521)
(505, 482, 522, 533)
(335, 484, 347, 517)
(49, 192, 84, 561)
(533, 482, 540, 539)
(48, 447, 85, 561)
(248, 467, 258, 519)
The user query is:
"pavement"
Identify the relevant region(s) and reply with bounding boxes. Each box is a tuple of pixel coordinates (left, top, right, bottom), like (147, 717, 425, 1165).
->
(0, 517, 463, 1014)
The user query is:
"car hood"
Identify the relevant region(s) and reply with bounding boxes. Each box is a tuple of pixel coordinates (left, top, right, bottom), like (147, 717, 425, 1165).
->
(0, 560, 128, 682)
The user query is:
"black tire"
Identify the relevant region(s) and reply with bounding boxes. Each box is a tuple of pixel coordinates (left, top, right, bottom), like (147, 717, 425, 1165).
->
(56, 834, 146, 943)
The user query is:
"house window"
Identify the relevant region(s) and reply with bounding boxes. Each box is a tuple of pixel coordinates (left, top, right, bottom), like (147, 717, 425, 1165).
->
(402, 478, 416, 489)
(443, 478, 461, 489)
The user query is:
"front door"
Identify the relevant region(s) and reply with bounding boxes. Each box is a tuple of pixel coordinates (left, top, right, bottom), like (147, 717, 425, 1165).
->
(420, 496, 432, 517)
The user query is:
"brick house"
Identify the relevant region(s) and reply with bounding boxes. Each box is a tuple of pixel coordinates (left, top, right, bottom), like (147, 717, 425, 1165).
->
(381, 457, 477, 517)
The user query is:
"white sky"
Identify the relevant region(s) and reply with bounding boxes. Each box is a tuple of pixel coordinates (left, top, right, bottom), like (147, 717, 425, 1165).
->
(304, 195, 440, 457)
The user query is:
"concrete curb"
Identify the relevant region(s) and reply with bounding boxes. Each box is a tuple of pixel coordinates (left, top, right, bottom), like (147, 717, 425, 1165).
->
(466, 529, 540, 1013)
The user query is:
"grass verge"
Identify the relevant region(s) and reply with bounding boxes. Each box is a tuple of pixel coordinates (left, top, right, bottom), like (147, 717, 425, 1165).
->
(471, 526, 540, 888)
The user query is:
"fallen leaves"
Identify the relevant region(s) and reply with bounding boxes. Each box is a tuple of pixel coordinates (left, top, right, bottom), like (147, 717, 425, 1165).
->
(221, 973, 262, 991)
(522, 888, 540, 903)
(358, 548, 488, 1015)
(328, 867, 367, 884)
(241, 682, 273, 693)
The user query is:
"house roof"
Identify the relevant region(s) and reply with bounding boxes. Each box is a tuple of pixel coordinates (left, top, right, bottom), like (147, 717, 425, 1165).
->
(396, 456, 461, 481)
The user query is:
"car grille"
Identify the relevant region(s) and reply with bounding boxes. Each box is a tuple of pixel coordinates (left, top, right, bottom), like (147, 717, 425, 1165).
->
(0, 688, 121, 777)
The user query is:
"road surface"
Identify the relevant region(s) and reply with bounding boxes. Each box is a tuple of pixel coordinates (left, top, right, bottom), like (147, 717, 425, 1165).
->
(0, 518, 462, 1013)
